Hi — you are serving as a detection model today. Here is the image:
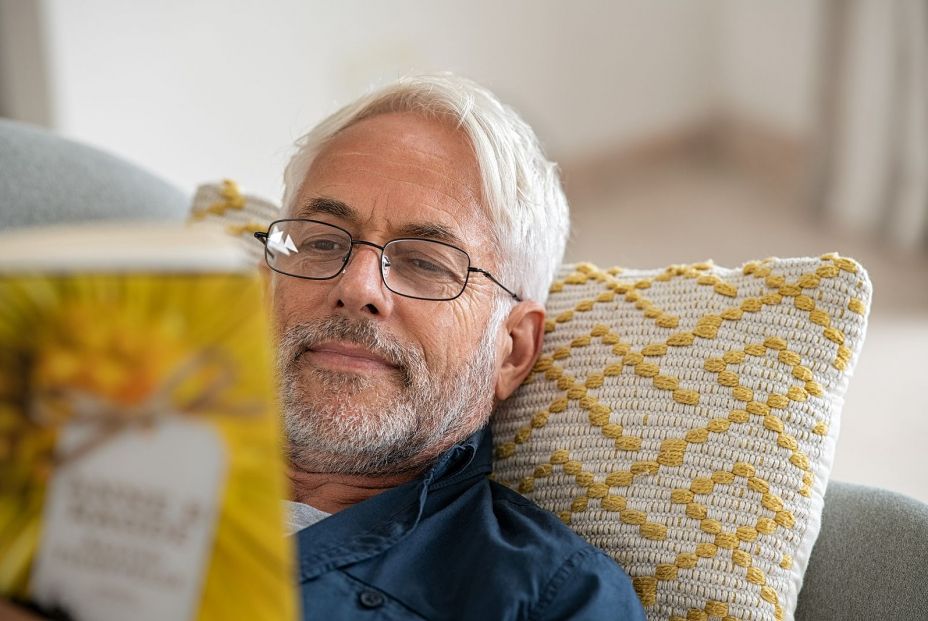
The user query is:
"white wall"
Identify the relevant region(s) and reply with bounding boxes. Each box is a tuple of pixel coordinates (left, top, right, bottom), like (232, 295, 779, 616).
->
(713, 0, 824, 137)
(0, 0, 51, 124)
(40, 0, 716, 202)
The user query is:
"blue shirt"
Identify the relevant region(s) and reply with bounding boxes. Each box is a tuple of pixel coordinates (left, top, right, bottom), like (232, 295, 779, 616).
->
(295, 426, 646, 620)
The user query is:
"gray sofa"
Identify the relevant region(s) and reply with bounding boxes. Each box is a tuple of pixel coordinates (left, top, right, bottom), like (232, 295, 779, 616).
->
(2, 118, 926, 619)
(0, 118, 188, 228)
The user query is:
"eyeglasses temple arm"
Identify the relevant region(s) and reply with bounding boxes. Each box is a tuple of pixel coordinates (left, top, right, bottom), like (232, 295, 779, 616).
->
(253, 231, 278, 260)
(469, 268, 522, 302)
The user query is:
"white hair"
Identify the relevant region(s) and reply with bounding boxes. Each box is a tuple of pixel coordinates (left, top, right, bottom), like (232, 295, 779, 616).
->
(282, 73, 569, 304)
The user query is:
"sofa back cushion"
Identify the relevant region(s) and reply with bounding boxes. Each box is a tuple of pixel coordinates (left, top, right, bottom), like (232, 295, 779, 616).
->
(0, 119, 188, 229)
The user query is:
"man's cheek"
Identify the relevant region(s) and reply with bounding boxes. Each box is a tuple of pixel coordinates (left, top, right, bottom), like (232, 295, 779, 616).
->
(270, 280, 288, 328)
(274, 287, 310, 331)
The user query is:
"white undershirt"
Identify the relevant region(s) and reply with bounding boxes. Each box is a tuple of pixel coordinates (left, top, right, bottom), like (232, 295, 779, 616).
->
(283, 500, 331, 535)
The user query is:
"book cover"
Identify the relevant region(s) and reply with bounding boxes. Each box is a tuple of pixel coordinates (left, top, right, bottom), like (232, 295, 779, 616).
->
(0, 224, 295, 620)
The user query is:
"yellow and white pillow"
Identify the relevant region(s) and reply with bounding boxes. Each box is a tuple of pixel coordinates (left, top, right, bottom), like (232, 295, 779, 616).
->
(190, 180, 278, 263)
(491, 258, 871, 621)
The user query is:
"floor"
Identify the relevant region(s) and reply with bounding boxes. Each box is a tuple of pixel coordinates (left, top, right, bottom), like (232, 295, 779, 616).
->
(563, 157, 928, 503)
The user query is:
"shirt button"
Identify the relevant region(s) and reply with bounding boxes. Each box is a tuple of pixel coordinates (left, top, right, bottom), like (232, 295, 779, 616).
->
(359, 590, 385, 609)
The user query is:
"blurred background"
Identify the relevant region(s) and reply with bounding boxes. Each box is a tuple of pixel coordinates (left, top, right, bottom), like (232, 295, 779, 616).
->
(1, 0, 926, 501)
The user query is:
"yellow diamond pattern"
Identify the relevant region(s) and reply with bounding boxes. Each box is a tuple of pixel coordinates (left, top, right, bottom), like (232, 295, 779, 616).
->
(492, 255, 871, 621)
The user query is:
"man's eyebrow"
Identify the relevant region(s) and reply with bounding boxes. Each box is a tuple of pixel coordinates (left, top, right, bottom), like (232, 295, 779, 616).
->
(295, 197, 357, 221)
(396, 222, 464, 247)
(296, 197, 466, 247)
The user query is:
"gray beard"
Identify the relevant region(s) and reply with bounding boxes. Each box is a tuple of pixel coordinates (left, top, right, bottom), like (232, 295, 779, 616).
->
(277, 310, 502, 475)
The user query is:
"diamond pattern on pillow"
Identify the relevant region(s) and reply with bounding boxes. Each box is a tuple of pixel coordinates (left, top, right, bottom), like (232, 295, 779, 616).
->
(190, 180, 278, 263)
(492, 256, 871, 621)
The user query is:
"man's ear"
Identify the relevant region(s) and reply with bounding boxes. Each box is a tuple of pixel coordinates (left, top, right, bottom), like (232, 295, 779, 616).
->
(494, 300, 545, 401)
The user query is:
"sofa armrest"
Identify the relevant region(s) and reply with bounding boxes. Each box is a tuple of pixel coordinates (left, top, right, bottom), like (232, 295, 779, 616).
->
(795, 481, 928, 620)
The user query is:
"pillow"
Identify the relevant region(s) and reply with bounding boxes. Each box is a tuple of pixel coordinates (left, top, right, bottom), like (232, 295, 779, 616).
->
(190, 180, 279, 262)
(491, 258, 871, 621)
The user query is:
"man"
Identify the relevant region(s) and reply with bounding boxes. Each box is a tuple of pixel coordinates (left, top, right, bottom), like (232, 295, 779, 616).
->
(260, 73, 645, 620)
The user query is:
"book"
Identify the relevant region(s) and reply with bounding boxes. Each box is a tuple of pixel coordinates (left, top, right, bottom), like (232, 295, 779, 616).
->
(0, 223, 295, 621)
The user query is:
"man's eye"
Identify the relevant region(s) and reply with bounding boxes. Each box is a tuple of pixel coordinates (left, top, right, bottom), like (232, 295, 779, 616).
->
(303, 237, 346, 253)
(396, 255, 458, 281)
(411, 258, 443, 273)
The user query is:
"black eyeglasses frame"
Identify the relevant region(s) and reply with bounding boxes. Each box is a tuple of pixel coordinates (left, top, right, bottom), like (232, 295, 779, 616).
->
(254, 218, 522, 302)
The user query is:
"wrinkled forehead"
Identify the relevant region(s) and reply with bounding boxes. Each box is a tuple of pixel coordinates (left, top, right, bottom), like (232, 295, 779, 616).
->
(293, 112, 496, 252)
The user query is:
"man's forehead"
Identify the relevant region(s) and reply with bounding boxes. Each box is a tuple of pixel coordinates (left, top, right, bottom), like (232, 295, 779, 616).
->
(324, 112, 471, 160)
(305, 113, 484, 203)
(294, 112, 490, 248)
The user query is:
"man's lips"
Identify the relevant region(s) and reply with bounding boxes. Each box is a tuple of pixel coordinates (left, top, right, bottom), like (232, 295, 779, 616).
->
(301, 341, 399, 373)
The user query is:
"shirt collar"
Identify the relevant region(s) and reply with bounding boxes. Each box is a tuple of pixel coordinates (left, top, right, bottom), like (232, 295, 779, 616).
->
(295, 425, 493, 581)
(423, 423, 490, 487)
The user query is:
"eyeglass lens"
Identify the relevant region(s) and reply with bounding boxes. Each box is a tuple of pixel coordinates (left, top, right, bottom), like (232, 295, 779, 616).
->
(265, 220, 471, 300)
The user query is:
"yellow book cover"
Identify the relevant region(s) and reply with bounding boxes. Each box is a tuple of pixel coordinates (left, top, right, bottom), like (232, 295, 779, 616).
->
(0, 224, 295, 621)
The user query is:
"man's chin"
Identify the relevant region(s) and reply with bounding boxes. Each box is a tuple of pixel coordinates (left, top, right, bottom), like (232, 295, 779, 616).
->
(284, 407, 428, 475)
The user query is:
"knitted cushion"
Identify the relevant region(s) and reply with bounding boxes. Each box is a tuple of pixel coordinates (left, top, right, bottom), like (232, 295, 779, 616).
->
(190, 180, 279, 263)
(491, 259, 871, 621)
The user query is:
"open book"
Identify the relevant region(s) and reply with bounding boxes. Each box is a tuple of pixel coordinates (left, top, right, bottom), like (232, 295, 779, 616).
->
(0, 223, 294, 621)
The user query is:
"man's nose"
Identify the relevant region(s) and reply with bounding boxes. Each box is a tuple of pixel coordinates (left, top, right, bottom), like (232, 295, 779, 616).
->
(328, 244, 394, 317)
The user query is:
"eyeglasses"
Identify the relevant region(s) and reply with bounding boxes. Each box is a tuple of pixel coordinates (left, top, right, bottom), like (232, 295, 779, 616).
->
(254, 219, 521, 302)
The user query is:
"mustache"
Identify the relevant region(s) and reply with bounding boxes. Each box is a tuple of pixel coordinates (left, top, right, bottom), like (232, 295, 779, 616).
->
(278, 316, 421, 387)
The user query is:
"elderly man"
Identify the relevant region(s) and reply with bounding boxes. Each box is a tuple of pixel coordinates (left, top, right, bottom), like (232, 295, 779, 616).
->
(259, 74, 645, 620)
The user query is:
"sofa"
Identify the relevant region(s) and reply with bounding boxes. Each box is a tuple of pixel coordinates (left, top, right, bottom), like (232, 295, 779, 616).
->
(2, 118, 926, 620)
